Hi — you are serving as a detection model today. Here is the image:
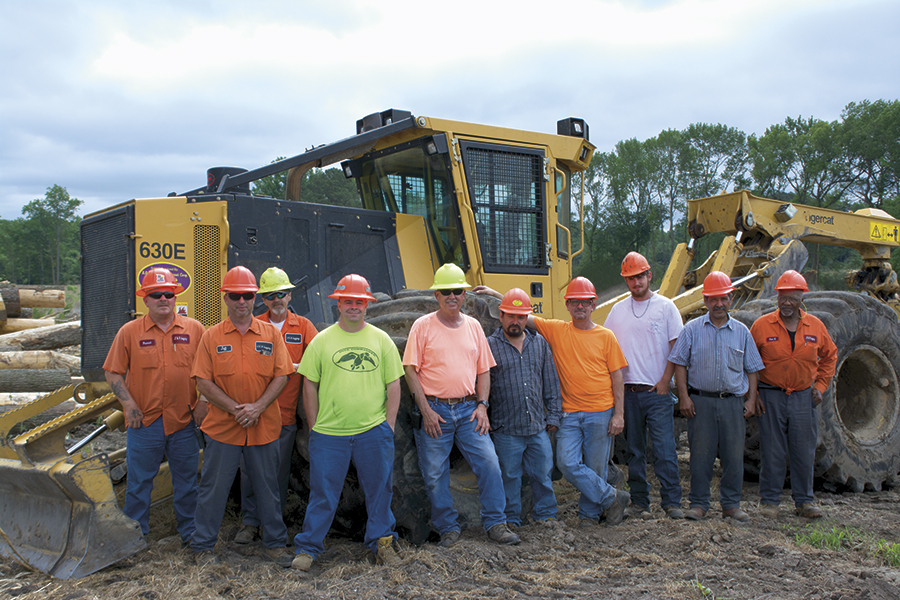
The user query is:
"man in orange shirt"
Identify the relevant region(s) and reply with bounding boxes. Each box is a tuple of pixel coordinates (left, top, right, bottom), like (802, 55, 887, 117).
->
(234, 267, 318, 546)
(103, 267, 205, 546)
(476, 277, 631, 527)
(190, 266, 295, 567)
(750, 270, 837, 520)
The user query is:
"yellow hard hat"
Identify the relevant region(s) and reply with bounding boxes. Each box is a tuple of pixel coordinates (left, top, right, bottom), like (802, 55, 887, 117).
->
(258, 267, 295, 295)
(430, 263, 471, 290)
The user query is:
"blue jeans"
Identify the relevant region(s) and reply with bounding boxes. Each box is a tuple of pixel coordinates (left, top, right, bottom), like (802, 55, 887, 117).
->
(757, 387, 817, 507)
(241, 424, 297, 526)
(124, 418, 199, 543)
(556, 409, 616, 520)
(191, 436, 287, 552)
(492, 430, 557, 525)
(686, 394, 745, 511)
(294, 422, 396, 557)
(415, 400, 506, 534)
(624, 390, 682, 509)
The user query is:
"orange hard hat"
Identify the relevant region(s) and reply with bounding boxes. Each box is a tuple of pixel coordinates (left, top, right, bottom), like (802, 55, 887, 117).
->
(220, 266, 259, 293)
(499, 288, 533, 315)
(329, 274, 377, 301)
(564, 276, 597, 300)
(774, 270, 809, 292)
(621, 251, 650, 278)
(137, 267, 184, 297)
(702, 271, 735, 297)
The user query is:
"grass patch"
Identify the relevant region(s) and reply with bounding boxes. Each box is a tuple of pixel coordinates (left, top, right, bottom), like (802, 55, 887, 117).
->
(795, 523, 900, 567)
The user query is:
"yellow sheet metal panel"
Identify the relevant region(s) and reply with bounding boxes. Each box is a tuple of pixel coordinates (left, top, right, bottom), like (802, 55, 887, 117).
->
(133, 197, 228, 326)
(395, 213, 439, 290)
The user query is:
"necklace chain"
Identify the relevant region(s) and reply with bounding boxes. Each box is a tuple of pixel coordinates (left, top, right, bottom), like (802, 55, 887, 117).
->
(631, 293, 652, 318)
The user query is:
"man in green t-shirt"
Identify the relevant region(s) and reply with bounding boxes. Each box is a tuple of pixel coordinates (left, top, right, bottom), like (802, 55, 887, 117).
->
(291, 274, 405, 572)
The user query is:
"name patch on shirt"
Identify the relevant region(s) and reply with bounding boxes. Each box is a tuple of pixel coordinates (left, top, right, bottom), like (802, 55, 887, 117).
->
(766, 336, 779, 343)
(284, 333, 303, 345)
(139, 339, 155, 347)
(804, 335, 817, 343)
(255, 341, 273, 356)
(172, 334, 190, 345)
(216, 345, 232, 353)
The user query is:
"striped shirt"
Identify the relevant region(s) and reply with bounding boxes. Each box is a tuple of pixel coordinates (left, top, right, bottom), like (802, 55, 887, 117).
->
(487, 328, 563, 436)
(668, 313, 764, 396)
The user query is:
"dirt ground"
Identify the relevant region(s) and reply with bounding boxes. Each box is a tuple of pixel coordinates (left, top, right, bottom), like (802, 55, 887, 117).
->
(1, 444, 898, 600)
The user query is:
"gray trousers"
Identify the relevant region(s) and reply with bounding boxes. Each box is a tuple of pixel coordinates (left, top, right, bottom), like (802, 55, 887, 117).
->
(757, 386, 817, 506)
(191, 436, 287, 552)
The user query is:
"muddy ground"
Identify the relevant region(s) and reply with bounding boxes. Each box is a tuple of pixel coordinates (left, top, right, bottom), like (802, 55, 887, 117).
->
(1, 443, 898, 600)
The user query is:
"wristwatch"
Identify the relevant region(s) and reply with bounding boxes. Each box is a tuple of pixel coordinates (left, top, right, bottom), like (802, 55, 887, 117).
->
(476, 400, 489, 409)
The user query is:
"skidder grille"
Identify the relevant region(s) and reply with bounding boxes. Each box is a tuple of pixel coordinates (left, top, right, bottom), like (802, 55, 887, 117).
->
(194, 224, 221, 327)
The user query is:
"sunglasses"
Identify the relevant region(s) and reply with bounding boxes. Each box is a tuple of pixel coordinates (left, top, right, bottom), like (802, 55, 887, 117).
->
(263, 291, 289, 301)
(227, 292, 256, 301)
(147, 291, 175, 299)
(439, 289, 465, 297)
(566, 299, 593, 307)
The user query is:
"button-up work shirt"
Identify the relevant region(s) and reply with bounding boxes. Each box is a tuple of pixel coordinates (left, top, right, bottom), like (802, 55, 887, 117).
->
(750, 310, 837, 394)
(668, 313, 764, 396)
(487, 328, 562, 436)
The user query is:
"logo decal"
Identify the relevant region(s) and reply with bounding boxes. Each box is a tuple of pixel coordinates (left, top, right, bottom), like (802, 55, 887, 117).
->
(255, 341, 273, 356)
(216, 345, 232, 353)
(285, 333, 304, 344)
(139, 339, 156, 347)
(332, 347, 379, 372)
(137, 263, 191, 294)
(804, 335, 817, 343)
(172, 334, 190, 345)
(176, 304, 188, 317)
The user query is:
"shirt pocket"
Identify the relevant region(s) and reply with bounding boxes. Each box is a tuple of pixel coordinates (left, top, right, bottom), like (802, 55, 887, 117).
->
(727, 347, 744, 373)
(139, 343, 161, 369)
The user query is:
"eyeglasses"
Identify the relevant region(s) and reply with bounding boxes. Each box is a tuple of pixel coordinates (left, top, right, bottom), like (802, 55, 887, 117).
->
(439, 289, 465, 297)
(147, 291, 175, 299)
(263, 291, 289, 300)
(566, 299, 593, 307)
(227, 292, 256, 301)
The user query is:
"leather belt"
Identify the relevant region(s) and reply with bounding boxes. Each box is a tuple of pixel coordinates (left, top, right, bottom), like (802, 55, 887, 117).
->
(759, 383, 811, 394)
(625, 384, 653, 393)
(427, 395, 477, 405)
(688, 387, 735, 399)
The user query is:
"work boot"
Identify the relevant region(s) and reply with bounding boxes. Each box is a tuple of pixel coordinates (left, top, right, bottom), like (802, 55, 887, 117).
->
(439, 529, 461, 548)
(664, 505, 684, 520)
(487, 523, 521, 545)
(234, 525, 259, 545)
(578, 518, 599, 530)
(760, 504, 780, 519)
(722, 507, 750, 523)
(625, 504, 651, 520)
(684, 507, 707, 521)
(795, 503, 824, 519)
(604, 490, 631, 526)
(376, 536, 402, 565)
(291, 552, 314, 571)
(265, 546, 294, 568)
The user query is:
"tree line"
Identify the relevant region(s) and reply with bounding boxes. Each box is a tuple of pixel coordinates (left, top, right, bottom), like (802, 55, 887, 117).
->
(573, 99, 900, 291)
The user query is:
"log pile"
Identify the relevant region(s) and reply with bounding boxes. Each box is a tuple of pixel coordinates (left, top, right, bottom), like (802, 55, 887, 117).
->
(0, 283, 80, 393)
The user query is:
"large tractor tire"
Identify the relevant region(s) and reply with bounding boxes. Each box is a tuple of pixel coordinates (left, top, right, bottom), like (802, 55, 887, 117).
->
(732, 291, 900, 492)
(290, 290, 511, 545)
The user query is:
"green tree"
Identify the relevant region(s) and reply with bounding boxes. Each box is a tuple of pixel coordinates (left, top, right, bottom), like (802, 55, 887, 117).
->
(21, 185, 83, 284)
(842, 100, 900, 208)
(301, 168, 360, 207)
(683, 123, 750, 198)
(250, 157, 288, 198)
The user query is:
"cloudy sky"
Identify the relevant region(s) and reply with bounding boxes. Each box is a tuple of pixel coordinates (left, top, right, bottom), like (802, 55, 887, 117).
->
(1, 0, 898, 219)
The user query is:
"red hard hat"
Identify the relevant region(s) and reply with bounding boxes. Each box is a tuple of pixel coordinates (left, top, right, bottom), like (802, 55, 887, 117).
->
(702, 271, 735, 297)
(774, 270, 809, 292)
(329, 274, 377, 301)
(499, 288, 533, 315)
(137, 267, 184, 297)
(621, 251, 650, 278)
(564, 276, 597, 300)
(220, 266, 259, 293)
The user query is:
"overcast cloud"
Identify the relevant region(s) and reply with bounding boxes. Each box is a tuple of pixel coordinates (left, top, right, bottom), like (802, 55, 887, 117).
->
(1, 0, 898, 218)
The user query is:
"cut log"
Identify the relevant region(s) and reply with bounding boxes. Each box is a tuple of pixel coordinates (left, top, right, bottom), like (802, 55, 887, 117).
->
(0, 321, 81, 352)
(0, 318, 57, 334)
(19, 289, 66, 309)
(0, 369, 75, 393)
(0, 285, 19, 317)
(0, 351, 81, 375)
